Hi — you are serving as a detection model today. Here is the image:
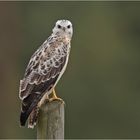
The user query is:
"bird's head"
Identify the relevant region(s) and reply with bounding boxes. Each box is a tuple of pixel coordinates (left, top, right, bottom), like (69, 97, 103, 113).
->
(52, 20, 73, 38)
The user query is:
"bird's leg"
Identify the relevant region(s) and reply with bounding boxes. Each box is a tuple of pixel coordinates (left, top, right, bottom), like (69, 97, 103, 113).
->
(52, 89, 58, 99)
(49, 88, 64, 103)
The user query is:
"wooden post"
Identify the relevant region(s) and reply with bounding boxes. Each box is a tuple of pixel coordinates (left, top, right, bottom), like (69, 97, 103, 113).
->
(37, 100, 64, 139)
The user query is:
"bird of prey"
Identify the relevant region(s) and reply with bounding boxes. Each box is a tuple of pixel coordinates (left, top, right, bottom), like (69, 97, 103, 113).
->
(19, 19, 73, 128)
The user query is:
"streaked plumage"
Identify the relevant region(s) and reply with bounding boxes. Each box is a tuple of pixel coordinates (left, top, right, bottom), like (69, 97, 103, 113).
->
(19, 20, 73, 128)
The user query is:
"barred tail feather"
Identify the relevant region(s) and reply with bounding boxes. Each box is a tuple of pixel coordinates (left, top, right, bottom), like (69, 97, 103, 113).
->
(20, 93, 44, 127)
(28, 107, 39, 128)
(20, 103, 37, 126)
(20, 104, 37, 126)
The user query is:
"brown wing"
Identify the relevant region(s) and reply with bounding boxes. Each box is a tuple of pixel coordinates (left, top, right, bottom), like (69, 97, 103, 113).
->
(19, 36, 69, 126)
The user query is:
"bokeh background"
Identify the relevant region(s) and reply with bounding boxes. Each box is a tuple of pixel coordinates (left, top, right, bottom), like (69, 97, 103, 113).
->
(0, 1, 140, 139)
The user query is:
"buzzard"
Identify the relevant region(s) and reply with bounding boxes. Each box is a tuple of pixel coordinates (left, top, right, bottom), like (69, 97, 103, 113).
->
(19, 20, 73, 128)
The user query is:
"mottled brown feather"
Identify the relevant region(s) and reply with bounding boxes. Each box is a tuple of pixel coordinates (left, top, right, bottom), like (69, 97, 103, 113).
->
(19, 33, 70, 127)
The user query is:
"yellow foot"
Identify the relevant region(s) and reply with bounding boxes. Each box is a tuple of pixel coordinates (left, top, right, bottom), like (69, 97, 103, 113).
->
(49, 89, 64, 104)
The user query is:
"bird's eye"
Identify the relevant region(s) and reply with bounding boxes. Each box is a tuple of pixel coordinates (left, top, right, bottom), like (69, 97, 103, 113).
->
(57, 25, 61, 29)
(67, 25, 71, 28)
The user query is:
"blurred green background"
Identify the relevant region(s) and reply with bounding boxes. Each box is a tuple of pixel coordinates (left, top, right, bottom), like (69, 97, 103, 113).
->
(0, 1, 140, 139)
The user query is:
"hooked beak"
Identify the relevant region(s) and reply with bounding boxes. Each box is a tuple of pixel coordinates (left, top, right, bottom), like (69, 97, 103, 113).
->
(62, 27, 66, 32)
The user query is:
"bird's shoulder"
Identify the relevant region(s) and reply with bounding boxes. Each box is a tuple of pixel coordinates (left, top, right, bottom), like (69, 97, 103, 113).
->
(25, 35, 69, 74)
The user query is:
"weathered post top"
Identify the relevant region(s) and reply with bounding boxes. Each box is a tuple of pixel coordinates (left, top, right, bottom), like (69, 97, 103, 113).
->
(37, 100, 64, 139)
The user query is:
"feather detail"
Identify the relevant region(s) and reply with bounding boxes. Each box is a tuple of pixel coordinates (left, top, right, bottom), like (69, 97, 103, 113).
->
(28, 106, 39, 128)
(19, 35, 70, 127)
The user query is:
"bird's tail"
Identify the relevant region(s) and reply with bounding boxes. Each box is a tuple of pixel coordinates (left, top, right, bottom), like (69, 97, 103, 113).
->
(20, 103, 37, 127)
(28, 106, 39, 128)
(20, 93, 43, 127)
